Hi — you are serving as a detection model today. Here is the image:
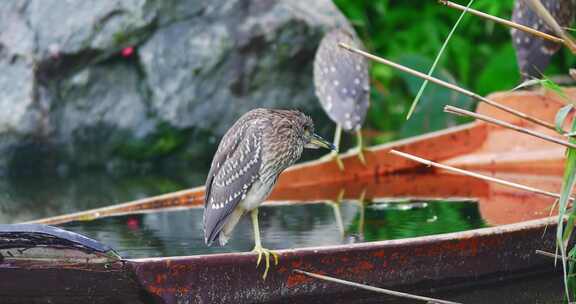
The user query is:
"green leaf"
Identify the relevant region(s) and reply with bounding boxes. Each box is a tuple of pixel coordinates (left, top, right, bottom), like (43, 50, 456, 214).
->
(511, 78, 542, 91)
(541, 77, 569, 101)
(555, 105, 573, 133)
(475, 44, 520, 95)
(396, 55, 474, 137)
(406, 0, 475, 120)
(557, 116, 576, 301)
(568, 246, 576, 300)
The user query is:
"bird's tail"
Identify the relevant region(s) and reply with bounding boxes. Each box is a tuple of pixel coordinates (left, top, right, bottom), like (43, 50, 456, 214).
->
(218, 208, 245, 246)
(205, 208, 245, 247)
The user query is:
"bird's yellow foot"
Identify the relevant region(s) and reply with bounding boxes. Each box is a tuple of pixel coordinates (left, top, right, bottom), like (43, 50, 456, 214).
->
(320, 150, 344, 171)
(357, 148, 366, 166)
(345, 146, 369, 166)
(353, 129, 368, 166)
(252, 245, 279, 280)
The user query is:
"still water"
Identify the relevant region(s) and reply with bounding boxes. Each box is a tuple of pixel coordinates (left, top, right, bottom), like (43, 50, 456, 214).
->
(0, 170, 559, 259)
(60, 199, 484, 258)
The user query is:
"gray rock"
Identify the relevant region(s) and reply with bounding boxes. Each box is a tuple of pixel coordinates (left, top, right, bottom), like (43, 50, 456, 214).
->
(51, 62, 154, 167)
(0, 0, 348, 175)
(140, 0, 348, 133)
(28, 0, 153, 56)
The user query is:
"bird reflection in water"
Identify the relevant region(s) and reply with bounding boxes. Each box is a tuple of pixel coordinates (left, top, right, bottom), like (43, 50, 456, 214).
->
(326, 187, 369, 243)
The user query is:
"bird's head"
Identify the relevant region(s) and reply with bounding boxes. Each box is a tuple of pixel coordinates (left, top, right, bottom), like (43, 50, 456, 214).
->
(279, 110, 335, 150)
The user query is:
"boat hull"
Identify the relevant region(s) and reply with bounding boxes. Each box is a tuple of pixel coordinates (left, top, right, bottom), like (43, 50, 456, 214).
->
(126, 216, 561, 303)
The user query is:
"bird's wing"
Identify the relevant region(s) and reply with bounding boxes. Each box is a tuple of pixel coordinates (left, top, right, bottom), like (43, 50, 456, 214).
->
(512, 0, 574, 79)
(313, 28, 370, 131)
(203, 122, 263, 246)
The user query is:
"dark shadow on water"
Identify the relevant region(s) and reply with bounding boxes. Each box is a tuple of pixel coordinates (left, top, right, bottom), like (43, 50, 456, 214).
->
(0, 171, 205, 224)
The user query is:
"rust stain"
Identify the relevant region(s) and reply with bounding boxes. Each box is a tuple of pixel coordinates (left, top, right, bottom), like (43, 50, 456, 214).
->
(146, 285, 165, 296)
(291, 260, 303, 268)
(144, 280, 192, 297)
(320, 256, 337, 265)
(166, 263, 196, 277)
(155, 273, 167, 285)
(341, 260, 375, 276)
(357, 261, 374, 271)
(286, 273, 312, 288)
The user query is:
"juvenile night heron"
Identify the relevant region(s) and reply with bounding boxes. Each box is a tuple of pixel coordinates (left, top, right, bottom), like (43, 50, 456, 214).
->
(512, 0, 575, 79)
(203, 108, 334, 279)
(313, 28, 370, 170)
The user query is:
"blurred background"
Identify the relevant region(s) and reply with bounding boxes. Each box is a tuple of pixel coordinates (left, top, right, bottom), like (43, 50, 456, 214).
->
(0, 0, 572, 222)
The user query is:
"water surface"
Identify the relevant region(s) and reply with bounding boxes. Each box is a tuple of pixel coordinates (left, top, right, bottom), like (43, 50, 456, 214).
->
(61, 199, 484, 258)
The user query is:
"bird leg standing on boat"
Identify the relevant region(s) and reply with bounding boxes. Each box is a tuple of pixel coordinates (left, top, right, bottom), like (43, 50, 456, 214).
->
(203, 108, 334, 279)
(314, 28, 371, 171)
(330, 125, 344, 171)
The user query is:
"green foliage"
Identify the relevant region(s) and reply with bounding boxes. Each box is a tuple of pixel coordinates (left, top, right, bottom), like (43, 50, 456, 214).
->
(546, 77, 576, 300)
(555, 105, 573, 133)
(395, 55, 474, 137)
(557, 116, 576, 300)
(115, 122, 188, 161)
(569, 247, 576, 300)
(407, 0, 474, 119)
(332, 0, 569, 141)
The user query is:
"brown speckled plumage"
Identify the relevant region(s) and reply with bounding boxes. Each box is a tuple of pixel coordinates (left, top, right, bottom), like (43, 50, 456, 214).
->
(512, 0, 575, 79)
(203, 109, 318, 246)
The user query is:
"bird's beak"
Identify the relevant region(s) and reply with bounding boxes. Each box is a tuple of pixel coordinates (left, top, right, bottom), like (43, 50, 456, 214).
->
(306, 133, 336, 150)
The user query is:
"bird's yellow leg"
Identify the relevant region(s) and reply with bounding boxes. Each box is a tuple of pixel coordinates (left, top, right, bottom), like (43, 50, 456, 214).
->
(320, 125, 344, 170)
(330, 150, 344, 171)
(326, 189, 346, 237)
(250, 208, 278, 280)
(355, 129, 367, 166)
(357, 188, 367, 237)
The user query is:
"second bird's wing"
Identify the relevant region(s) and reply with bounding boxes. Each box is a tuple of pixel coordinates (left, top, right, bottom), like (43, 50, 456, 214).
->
(512, 0, 574, 79)
(313, 29, 370, 131)
(203, 122, 263, 246)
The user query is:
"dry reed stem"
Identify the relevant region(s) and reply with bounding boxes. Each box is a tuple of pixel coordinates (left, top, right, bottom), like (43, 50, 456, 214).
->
(444, 105, 576, 149)
(293, 269, 462, 304)
(439, 0, 564, 44)
(536, 250, 576, 262)
(389, 150, 574, 202)
(525, 0, 576, 53)
(339, 43, 557, 131)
